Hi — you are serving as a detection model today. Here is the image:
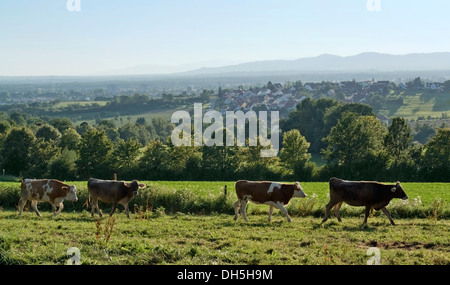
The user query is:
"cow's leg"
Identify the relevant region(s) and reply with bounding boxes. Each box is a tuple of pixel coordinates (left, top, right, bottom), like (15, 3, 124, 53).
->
(90, 196, 96, 217)
(51, 203, 58, 217)
(322, 200, 338, 223)
(274, 202, 291, 222)
(381, 207, 396, 226)
(124, 203, 130, 218)
(91, 197, 102, 217)
(233, 200, 241, 221)
(55, 202, 64, 216)
(97, 201, 103, 217)
(18, 198, 26, 216)
(267, 205, 274, 222)
(31, 200, 41, 217)
(241, 199, 249, 222)
(362, 206, 371, 226)
(333, 202, 343, 222)
(110, 202, 118, 216)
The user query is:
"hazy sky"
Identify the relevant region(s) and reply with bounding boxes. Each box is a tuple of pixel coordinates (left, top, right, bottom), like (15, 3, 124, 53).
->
(1, 0, 449, 76)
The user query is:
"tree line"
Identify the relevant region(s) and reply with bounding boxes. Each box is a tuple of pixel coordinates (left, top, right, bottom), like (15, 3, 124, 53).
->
(0, 98, 448, 182)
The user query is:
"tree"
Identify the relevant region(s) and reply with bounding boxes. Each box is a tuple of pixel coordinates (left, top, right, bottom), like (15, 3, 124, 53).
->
(443, 80, 450, 92)
(26, 139, 61, 178)
(384, 117, 413, 161)
(201, 144, 239, 181)
(167, 143, 202, 180)
(414, 123, 436, 144)
(48, 148, 78, 180)
(407, 77, 424, 89)
(151, 117, 174, 140)
(76, 122, 92, 136)
(280, 129, 313, 180)
(420, 128, 450, 182)
(77, 128, 114, 179)
(0, 121, 11, 149)
(322, 102, 375, 141)
(200, 90, 212, 103)
(281, 98, 339, 154)
(9, 112, 26, 126)
(59, 128, 81, 151)
(136, 117, 146, 125)
(36, 124, 61, 142)
(1, 127, 36, 176)
(0, 120, 11, 135)
(50, 118, 74, 133)
(111, 138, 142, 179)
(322, 112, 388, 180)
(236, 139, 279, 181)
(138, 140, 170, 179)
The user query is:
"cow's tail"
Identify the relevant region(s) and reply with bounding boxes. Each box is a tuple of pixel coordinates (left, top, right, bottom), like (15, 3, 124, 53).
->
(19, 178, 26, 194)
(84, 178, 93, 209)
(83, 194, 91, 209)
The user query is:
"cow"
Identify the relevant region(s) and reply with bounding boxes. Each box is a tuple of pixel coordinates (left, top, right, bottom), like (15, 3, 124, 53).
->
(322, 177, 409, 226)
(87, 178, 146, 218)
(18, 179, 78, 217)
(234, 180, 307, 222)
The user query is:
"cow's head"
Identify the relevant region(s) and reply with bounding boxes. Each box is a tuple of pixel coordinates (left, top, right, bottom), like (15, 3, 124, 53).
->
(64, 185, 78, 202)
(124, 180, 146, 196)
(391, 182, 408, 200)
(293, 182, 307, 198)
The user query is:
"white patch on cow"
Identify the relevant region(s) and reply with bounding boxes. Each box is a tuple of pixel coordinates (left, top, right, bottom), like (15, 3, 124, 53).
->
(267, 182, 282, 194)
(39, 180, 53, 202)
(293, 182, 307, 198)
(264, 201, 280, 207)
(45, 180, 53, 193)
(25, 181, 32, 192)
(264, 201, 291, 222)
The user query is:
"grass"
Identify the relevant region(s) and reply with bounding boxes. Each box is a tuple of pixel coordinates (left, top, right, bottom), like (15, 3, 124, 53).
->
(0, 181, 449, 265)
(0, 212, 449, 265)
(379, 91, 450, 121)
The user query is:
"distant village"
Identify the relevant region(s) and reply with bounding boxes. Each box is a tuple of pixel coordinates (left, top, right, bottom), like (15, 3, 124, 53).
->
(215, 78, 446, 119)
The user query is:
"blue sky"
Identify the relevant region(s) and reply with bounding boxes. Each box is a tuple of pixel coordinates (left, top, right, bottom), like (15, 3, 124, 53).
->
(1, 0, 449, 76)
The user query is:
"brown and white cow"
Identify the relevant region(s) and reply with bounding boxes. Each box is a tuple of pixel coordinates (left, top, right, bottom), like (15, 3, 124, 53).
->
(18, 179, 78, 217)
(87, 178, 146, 218)
(234, 180, 307, 222)
(322, 177, 409, 226)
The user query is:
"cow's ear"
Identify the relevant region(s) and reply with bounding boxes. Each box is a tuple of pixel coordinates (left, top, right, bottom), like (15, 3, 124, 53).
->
(391, 187, 397, 192)
(62, 186, 69, 191)
(123, 182, 131, 188)
(138, 183, 146, 189)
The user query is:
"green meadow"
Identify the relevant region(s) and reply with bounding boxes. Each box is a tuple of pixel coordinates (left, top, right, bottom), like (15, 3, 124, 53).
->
(0, 181, 449, 265)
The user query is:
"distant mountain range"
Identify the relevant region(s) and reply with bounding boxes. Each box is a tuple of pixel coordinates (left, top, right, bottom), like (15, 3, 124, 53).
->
(182, 52, 450, 76)
(100, 52, 450, 76)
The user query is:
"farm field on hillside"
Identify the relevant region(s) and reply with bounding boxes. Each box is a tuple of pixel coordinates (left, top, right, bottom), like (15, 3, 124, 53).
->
(379, 91, 450, 121)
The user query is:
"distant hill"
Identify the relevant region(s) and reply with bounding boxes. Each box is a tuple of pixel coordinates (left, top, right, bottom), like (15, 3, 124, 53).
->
(181, 52, 450, 76)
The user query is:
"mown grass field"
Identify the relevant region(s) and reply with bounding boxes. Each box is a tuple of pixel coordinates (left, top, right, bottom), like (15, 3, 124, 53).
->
(0, 181, 449, 265)
(379, 91, 450, 121)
